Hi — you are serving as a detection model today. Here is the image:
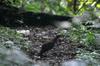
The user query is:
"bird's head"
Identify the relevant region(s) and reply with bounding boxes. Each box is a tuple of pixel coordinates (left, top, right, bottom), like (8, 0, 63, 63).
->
(53, 34, 62, 41)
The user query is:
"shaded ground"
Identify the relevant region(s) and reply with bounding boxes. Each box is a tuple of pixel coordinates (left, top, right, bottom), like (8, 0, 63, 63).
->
(17, 25, 78, 64)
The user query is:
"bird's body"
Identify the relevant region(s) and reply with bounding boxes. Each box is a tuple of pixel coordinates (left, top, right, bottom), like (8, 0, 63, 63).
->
(38, 41, 55, 57)
(38, 35, 61, 58)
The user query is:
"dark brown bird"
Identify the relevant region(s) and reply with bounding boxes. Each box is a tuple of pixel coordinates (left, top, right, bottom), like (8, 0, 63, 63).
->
(38, 35, 61, 58)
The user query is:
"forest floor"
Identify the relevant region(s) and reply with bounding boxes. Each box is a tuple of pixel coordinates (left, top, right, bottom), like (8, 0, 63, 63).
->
(17, 25, 79, 64)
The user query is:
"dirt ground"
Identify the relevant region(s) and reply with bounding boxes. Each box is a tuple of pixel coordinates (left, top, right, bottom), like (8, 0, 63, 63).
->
(19, 25, 78, 64)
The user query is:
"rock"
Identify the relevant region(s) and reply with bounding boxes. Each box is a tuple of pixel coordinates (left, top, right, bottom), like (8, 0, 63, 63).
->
(5, 41, 14, 44)
(4, 41, 14, 48)
(61, 59, 88, 66)
(33, 62, 50, 66)
(95, 34, 100, 45)
(90, 23, 100, 28)
(17, 30, 30, 36)
(0, 47, 33, 66)
(54, 21, 72, 29)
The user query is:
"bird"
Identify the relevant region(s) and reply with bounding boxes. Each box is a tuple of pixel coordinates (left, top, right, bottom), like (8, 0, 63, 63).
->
(38, 35, 61, 58)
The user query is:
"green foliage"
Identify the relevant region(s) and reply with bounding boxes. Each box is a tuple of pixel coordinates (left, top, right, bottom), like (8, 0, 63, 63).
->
(0, 26, 31, 51)
(0, 27, 22, 39)
(4, 0, 23, 7)
(68, 24, 95, 46)
(25, 1, 41, 12)
(67, 24, 100, 65)
(76, 49, 100, 66)
(1, 0, 100, 65)
(2, 0, 100, 15)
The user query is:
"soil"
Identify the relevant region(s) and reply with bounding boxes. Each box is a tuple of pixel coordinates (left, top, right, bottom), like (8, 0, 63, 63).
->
(18, 25, 78, 64)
